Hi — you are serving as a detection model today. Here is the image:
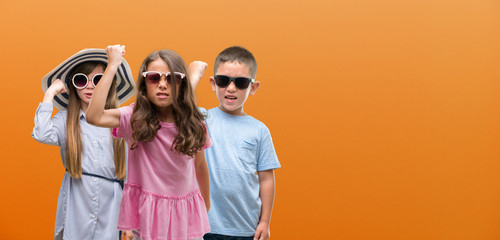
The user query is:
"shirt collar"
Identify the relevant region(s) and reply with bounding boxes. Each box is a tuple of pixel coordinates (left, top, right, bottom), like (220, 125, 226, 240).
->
(79, 110, 86, 120)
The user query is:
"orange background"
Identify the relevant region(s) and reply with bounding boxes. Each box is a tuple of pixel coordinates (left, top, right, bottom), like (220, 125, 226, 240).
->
(1, 0, 500, 239)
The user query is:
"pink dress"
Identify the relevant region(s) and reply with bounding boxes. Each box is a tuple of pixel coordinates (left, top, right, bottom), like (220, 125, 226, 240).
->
(113, 104, 211, 240)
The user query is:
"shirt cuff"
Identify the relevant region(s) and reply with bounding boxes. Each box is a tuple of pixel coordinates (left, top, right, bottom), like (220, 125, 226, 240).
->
(37, 102, 54, 112)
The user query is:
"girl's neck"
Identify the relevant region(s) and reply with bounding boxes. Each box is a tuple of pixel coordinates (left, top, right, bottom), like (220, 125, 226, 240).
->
(156, 107, 175, 123)
(80, 102, 89, 114)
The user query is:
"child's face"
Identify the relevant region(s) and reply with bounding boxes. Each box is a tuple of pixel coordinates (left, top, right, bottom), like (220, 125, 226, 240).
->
(145, 59, 175, 110)
(76, 65, 104, 107)
(210, 61, 259, 116)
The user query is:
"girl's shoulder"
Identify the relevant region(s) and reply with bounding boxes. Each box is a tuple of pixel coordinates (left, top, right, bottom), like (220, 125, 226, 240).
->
(119, 103, 135, 116)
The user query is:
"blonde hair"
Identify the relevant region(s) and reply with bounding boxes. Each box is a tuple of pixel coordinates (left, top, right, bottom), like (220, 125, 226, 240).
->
(65, 61, 127, 179)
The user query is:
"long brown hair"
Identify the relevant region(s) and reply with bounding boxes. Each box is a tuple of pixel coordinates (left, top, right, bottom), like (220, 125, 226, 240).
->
(130, 50, 206, 157)
(65, 61, 127, 179)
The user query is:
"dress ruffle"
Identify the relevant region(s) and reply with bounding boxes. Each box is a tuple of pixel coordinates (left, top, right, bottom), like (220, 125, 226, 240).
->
(118, 183, 210, 240)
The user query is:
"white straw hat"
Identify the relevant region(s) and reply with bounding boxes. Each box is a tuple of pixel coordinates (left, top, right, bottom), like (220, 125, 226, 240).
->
(41, 48, 135, 110)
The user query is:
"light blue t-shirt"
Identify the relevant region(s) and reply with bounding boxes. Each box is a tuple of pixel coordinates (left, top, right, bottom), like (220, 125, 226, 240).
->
(203, 107, 281, 237)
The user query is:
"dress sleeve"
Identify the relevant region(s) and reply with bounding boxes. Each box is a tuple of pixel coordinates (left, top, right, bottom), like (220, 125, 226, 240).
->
(202, 121, 212, 150)
(112, 104, 133, 139)
(32, 102, 66, 146)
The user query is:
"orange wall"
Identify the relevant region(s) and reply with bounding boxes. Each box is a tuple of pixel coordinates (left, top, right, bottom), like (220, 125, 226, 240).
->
(1, 0, 500, 239)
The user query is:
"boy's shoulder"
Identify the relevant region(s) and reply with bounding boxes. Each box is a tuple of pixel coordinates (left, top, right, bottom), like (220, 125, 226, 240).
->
(206, 107, 266, 125)
(206, 107, 273, 138)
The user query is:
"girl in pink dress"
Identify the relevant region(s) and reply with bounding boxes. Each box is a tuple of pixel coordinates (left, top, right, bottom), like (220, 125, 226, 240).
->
(87, 45, 211, 240)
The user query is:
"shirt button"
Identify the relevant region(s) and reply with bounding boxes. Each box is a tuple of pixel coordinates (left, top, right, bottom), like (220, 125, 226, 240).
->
(92, 215, 96, 219)
(93, 140, 97, 145)
(93, 197, 97, 201)
(93, 178, 97, 182)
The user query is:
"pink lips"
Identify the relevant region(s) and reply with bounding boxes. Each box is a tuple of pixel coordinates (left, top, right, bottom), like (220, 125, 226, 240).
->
(157, 92, 169, 99)
(85, 93, 92, 98)
(225, 95, 237, 103)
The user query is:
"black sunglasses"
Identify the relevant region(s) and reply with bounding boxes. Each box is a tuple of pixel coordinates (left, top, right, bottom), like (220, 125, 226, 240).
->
(214, 75, 255, 90)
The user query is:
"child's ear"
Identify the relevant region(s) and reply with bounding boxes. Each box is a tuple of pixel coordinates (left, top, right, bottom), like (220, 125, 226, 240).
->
(249, 81, 260, 96)
(209, 76, 216, 92)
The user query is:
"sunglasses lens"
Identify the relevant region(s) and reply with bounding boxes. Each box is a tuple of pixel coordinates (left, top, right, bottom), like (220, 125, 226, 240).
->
(167, 73, 183, 85)
(235, 78, 251, 89)
(215, 75, 230, 87)
(92, 74, 103, 87)
(73, 74, 88, 88)
(145, 72, 161, 84)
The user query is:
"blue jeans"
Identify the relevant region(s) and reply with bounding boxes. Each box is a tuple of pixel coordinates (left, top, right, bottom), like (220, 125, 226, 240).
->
(203, 233, 254, 240)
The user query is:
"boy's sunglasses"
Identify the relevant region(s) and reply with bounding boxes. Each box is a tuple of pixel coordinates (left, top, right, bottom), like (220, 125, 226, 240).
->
(143, 71, 185, 85)
(214, 75, 255, 89)
(72, 73, 103, 89)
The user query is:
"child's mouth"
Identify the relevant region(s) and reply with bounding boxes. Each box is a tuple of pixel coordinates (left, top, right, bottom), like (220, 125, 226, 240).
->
(225, 96, 237, 103)
(157, 93, 169, 99)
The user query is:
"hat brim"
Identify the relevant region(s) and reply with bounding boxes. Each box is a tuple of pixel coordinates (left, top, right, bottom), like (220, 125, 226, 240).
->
(41, 49, 135, 110)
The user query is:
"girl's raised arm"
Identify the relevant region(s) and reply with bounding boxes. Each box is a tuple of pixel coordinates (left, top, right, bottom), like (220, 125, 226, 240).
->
(86, 45, 124, 128)
(32, 79, 67, 146)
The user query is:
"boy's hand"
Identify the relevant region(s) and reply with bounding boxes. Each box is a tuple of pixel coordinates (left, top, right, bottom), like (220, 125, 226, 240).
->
(254, 221, 270, 240)
(188, 61, 208, 90)
(105, 44, 125, 68)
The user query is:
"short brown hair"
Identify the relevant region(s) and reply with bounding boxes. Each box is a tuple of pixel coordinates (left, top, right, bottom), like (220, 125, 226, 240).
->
(214, 46, 257, 79)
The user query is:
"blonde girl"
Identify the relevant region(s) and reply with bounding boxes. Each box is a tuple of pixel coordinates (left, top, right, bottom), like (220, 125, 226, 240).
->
(32, 49, 135, 240)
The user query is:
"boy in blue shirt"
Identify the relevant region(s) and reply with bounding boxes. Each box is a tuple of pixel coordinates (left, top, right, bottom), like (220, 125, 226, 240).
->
(194, 46, 281, 240)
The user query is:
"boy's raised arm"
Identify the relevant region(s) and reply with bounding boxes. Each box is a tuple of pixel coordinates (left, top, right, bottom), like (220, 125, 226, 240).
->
(188, 61, 208, 91)
(86, 45, 123, 128)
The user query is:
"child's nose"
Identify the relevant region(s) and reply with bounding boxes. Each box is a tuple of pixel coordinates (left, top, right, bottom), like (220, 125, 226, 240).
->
(227, 81, 237, 91)
(158, 78, 168, 88)
(86, 82, 95, 89)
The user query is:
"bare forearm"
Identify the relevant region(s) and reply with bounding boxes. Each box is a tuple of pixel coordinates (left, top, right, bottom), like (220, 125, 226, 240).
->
(42, 89, 56, 103)
(86, 45, 124, 127)
(258, 170, 275, 224)
(188, 61, 208, 91)
(254, 170, 275, 240)
(86, 64, 117, 124)
(195, 151, 210, 211)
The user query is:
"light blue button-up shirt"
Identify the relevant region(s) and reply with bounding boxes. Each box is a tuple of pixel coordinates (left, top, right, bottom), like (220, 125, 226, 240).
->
(32, 103, 122, 240)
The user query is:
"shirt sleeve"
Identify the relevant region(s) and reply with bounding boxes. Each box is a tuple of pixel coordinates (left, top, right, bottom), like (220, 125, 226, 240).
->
(257, 126, 281, 172)
(32, 102, 66, 146)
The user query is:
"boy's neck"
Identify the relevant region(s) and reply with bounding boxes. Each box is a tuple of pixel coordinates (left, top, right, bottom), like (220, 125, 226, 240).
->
(218, 105, 248, 116)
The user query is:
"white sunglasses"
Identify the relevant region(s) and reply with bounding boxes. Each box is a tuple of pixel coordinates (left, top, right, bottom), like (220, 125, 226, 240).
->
(72, 73, 103, 89)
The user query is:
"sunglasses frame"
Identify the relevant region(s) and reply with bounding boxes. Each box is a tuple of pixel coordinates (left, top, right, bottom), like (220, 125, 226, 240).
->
(142, 71, 186, 85)
(72, 73, 103, 89)
(214, 75, 255, 90)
